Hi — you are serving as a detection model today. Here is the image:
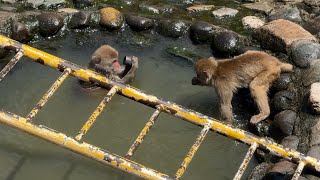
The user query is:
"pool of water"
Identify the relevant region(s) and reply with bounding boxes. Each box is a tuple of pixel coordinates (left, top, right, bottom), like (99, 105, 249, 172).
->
(0, 29, 257, 179)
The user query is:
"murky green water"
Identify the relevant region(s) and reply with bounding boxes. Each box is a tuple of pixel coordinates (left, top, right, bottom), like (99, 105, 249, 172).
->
(0, 28, 257, 179)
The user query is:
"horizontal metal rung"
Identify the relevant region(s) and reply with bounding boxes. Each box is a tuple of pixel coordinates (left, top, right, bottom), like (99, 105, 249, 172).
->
(233, 142, 258, 180)
(292, 162, 305, 180)
(75, 86, 119, 141)
(125, 106, 162, 159)
(174, 122, 212, 179)
(0, 50, 24, 82)
(26, 68, 71, 121)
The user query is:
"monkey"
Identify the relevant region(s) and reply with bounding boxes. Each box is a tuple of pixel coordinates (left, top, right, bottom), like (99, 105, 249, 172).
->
(79, 45, 138, 89)
(192, 51, 293, 124)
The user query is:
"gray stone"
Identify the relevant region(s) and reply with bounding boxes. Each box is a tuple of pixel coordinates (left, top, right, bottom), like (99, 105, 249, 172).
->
(254, 19, 316, 53)
(26, 0, 66, 8)
(268, 6, 302, 23)
(212, 31, 244, 56)
(302, 59, 320, 87)
(242, 16, 265, 29)
(272, 73, 292, 91)
(274, 110, 297, 136)
(307, 145, 320, 160)
(212, 7, 239, 18)
(309, 83, 320, 114)
(265, 160, 297, 179)
(37, 13, 64, 37)
(304, 0, 320, 7)
(69, 11, 91, 29)
(303, 16, 320, 36)
(157, 20, 189, 38)
(291, 40, 320, 68)
(248, 162, 274, 180)
(310, 120, 320, 146)
(280, 135, 299, 150)
(242, 1, 274, 14)
(125, 15, 154, 31)
(189, 21, 224, 43)
(272, 90, 295, 112)
(10, 21, 31, 42)
(186, 5, 214, 12)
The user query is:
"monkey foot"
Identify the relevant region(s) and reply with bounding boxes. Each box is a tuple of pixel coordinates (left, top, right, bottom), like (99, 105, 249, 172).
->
(250, 116, 264, 124)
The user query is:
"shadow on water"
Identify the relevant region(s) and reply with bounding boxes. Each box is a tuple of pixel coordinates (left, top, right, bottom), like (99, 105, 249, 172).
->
(0, 29, 257, 179)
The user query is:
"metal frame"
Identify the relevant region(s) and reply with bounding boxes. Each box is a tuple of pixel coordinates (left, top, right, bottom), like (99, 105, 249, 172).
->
(0, 35, 319, 179)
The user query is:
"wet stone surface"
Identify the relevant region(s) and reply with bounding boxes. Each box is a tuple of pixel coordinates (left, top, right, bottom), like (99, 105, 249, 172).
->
(248, 162, 274, 180)
(99, 7, 124, 30)
(268, 6, 302, 23)
(189, 21, 224, 44)
(212, 7, 239, 18)
(10, 21, 31, 42)
(157, 20, 189, 38)
(73, 0, 94, 8)
(272, 73, 292, 91)
(307, 145, 320, 160)
(303, 16, 320, 37)
(68, 11, 91, 29)
(125, 15, 154, 31)
(265, 160, 297, 179)
(273, 110, 297, 136)
(302, 59, 320, 87)
(309, 83, 320, 114)
(280, 135, 299, 150)
(310, 119, 320, 146)
(212, 31, 244, 56)
(271, 90, 295, 112)
(37, 13, 64, 37)
(291, 40, 320, 68)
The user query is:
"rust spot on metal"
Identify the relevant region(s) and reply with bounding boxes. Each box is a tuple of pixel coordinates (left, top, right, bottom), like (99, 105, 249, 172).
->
(36, 58, 45, 65)
(57, 64, 66, 72)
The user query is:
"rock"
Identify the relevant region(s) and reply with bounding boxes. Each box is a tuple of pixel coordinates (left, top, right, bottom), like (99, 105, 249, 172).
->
(299, 176, 309, 180)
(1, 0, 17, 3)
(0, 11, 16, 33)
(303, 16, 320, 36)
(310, 120, 320, 146)
(303, 0, 320, 8)
(186, 5, 215, 12)
(307, 145, 320, 160)
(69, 11, 91, 29)
(212, 31, 244, 56)
(10, 21, 31, 43)
(304, 174, 320, 180)
(277, 0, 303, 3)
(166, 47, 202, 63)
(272, 73, 292, 91)
(242, 1, 274, 14)
(99, 7, 124, 30)
(273, 110, 296, 136)
(272, 90, 295, 112)
(26, 0, 66, 8)
(254, 19, 317, 53)
(157, 20, 189, 38)
(309, 83, 320, 114)
(37, 13, 64, 37)
(73, 0, 94, 8)
(265, 160, 297, 179)
(212, 7, 239, 18)
(281, 135, 299, 150)
(58, 8, 79, 14)
(248, 162, 274, 180)
(0, 49, 9, 59)
(125, 15, 154, 31)
(189, 21, 224, 43)
(242, 16, 265, 29)
(268, 6, 302, 23)
(290, 40, 320, 68)
(138, 4, 160, 14)
(303, 59, 320, 87)
(138, 3, 174, 15)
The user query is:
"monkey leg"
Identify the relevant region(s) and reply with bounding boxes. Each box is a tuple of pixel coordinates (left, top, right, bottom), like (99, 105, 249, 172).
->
(217, 88, 234, 124)
(249, 70, 280, 124)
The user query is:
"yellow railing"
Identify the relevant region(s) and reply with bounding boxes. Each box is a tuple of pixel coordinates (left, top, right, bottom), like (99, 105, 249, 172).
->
(0, 35, 319, 180)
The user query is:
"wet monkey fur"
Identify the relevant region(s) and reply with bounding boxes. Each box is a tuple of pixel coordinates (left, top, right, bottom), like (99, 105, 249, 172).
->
(192, 51, 293, 124)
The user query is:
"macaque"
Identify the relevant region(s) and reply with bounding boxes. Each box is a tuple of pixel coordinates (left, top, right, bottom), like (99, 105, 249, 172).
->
(79, 45, 138, 89)
(192, 51, 293, 124)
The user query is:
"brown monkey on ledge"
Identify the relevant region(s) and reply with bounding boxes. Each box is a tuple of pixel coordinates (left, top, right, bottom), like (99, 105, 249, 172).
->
(192, 51, 293, 124)
(79, 45, 138, 89)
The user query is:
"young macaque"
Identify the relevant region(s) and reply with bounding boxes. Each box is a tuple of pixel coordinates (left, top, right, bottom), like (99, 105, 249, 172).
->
(192, 51, 293, 124)
(79, 45, 138, 89)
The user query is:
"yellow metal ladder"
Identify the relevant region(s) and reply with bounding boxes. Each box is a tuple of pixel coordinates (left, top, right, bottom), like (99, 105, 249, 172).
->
(0, 35, 319, 179)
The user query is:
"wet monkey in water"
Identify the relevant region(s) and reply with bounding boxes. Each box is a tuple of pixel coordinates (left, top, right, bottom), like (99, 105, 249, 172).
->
(79, 45, 139, 89)
(192, 51, 293, 124)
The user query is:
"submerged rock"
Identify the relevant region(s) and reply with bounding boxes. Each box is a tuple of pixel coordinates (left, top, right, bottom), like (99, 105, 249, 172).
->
(268, 6, 302, 23)
(157, 20, 189, 38)
(212, 7, 239, 18)
(125, 15, 154, 31)
(69, 11, 91, 29)
(99, 7, 124, 30)
(166, 47, 202, 62)
(242, 16, 265, 29)
(290, 40, 320, 68)
(248, 162, 274, 180)
(273, 110, 296, 136)
(280, 135, 299, 150)
(212, 31, 244, 56)
(254, 19, 316, 53)
(272, 73, 292, 91)
(11, 21, 31, 43)
(309, 83, 320, 114)
(272, 90, 295, 112)
(37, 13, 64, 37)
(189, 21, 223, 43)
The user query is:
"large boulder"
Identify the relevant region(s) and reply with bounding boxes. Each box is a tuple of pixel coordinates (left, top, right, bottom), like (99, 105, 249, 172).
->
(290, 40, 320, 68)
(99, 7, 124, 30)
(254, 19, 316, 53)
(37, 13, 64, 37)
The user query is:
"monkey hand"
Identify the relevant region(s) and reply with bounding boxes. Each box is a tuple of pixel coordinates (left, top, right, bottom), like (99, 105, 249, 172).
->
(131, 56, 139, 68)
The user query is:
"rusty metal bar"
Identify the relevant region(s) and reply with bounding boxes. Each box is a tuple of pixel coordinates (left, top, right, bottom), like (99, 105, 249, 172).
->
(75, 86, 119, 141)
(0, 35, 320, 174)
(0, 49, 23, 82)
(234, 142, 258, 180)
(174, 122, 211, 179)
(26, 68, 71, 120)
(0, 110, 173, 180)
(292, 162, 305, 180)
(125, 106, 162, 159)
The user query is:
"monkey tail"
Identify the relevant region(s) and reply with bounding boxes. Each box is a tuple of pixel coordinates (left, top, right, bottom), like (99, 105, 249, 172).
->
(279, 63, 293, 72)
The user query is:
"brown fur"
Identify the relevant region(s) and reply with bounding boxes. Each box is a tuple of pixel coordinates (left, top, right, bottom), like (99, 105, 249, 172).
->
(193, 51, 293, 124)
